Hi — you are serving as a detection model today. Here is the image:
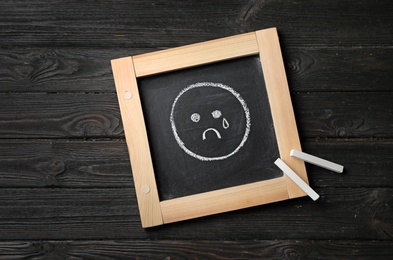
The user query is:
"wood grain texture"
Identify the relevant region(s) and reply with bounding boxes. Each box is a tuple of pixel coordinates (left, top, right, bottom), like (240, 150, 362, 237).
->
(1, 47, 391, 93)
(0, 140, 132, 188)
(0, 92, 391, 138)
(293, 92, 393, 138)
(0, 187, 391, 240)
(0, 48, 131, 93)
(0, 93, 122, 138)
(284, 47, 393, 92)
(0, 0, 391, 48)
(0, 240, 392, 259)
(0, 139, 392, 189)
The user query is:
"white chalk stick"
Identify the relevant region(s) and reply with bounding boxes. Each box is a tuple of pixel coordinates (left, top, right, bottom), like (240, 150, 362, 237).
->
(290, 149, 344, 173)
(274, 158, 320, 201)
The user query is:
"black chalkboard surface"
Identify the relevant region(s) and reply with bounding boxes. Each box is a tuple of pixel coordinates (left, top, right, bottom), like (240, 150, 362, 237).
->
(138, 55, 282, 201)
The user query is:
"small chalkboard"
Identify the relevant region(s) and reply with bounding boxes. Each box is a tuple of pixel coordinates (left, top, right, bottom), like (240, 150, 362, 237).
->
(111, 28, 308, 228)
(138, 55, 282, 200)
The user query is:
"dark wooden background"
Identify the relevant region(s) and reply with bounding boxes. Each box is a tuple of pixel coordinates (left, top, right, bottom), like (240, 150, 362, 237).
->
(0, 0, 392, 259)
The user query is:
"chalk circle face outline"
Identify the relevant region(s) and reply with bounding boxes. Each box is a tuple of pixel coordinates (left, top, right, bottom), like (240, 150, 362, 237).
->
(170, 82, 251, 161)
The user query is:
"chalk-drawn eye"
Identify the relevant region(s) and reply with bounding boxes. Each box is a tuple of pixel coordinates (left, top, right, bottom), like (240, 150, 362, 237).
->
(190, 113, 200, 123)
(211, 110, 222, 119)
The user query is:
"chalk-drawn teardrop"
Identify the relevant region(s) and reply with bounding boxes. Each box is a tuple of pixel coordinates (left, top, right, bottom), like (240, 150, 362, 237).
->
(223, 118, 229, 129)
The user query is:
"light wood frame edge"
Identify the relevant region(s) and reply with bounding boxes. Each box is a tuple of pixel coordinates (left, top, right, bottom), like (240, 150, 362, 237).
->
(111, 28, 307, 227)
(133, 32, 259, 77)
(111, 57, 163, 228)
(160, 177, 288, 224)
(256, 28, 308, 198)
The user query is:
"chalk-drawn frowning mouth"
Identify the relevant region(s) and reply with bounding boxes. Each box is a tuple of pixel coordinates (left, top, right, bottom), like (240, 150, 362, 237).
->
(202, 128, 222, 140)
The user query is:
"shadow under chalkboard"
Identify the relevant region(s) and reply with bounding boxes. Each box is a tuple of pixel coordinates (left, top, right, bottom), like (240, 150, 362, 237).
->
(138, 55, 281, 201)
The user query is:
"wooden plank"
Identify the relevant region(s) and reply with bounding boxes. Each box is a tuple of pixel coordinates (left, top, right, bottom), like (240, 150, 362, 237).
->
(283, 47, 393, 92)
(0, 0, 391, 47)
(0, 48, 133, 93)
(0, 47, 391, 93)
(0, 92, 392, 138)
(0, 187, 391, 240)
(0, 140, 132, 188)
(292, 93, 393, 138)
(160, 178, 288, 224)
(0, 93, 122, 138)
(256, 28, 307, 198)
(0, 189, 134, 219)
(111, 57, 162, 227)
(0, 240, 392, 259)
(0, 139, 392, 188)
(133, 32, 258, 77)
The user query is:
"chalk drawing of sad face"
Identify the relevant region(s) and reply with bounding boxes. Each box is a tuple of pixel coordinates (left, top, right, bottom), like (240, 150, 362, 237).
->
(170, 82, 251, 161)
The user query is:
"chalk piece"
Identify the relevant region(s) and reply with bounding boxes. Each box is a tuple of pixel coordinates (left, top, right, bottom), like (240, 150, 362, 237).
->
(124, 91, 132, 100)
(290, 149, 344, 173)
(274, 159, 320, 201)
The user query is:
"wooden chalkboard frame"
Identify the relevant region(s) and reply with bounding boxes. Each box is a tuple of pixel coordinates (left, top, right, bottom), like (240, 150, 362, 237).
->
(111, 28, 308, 228)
